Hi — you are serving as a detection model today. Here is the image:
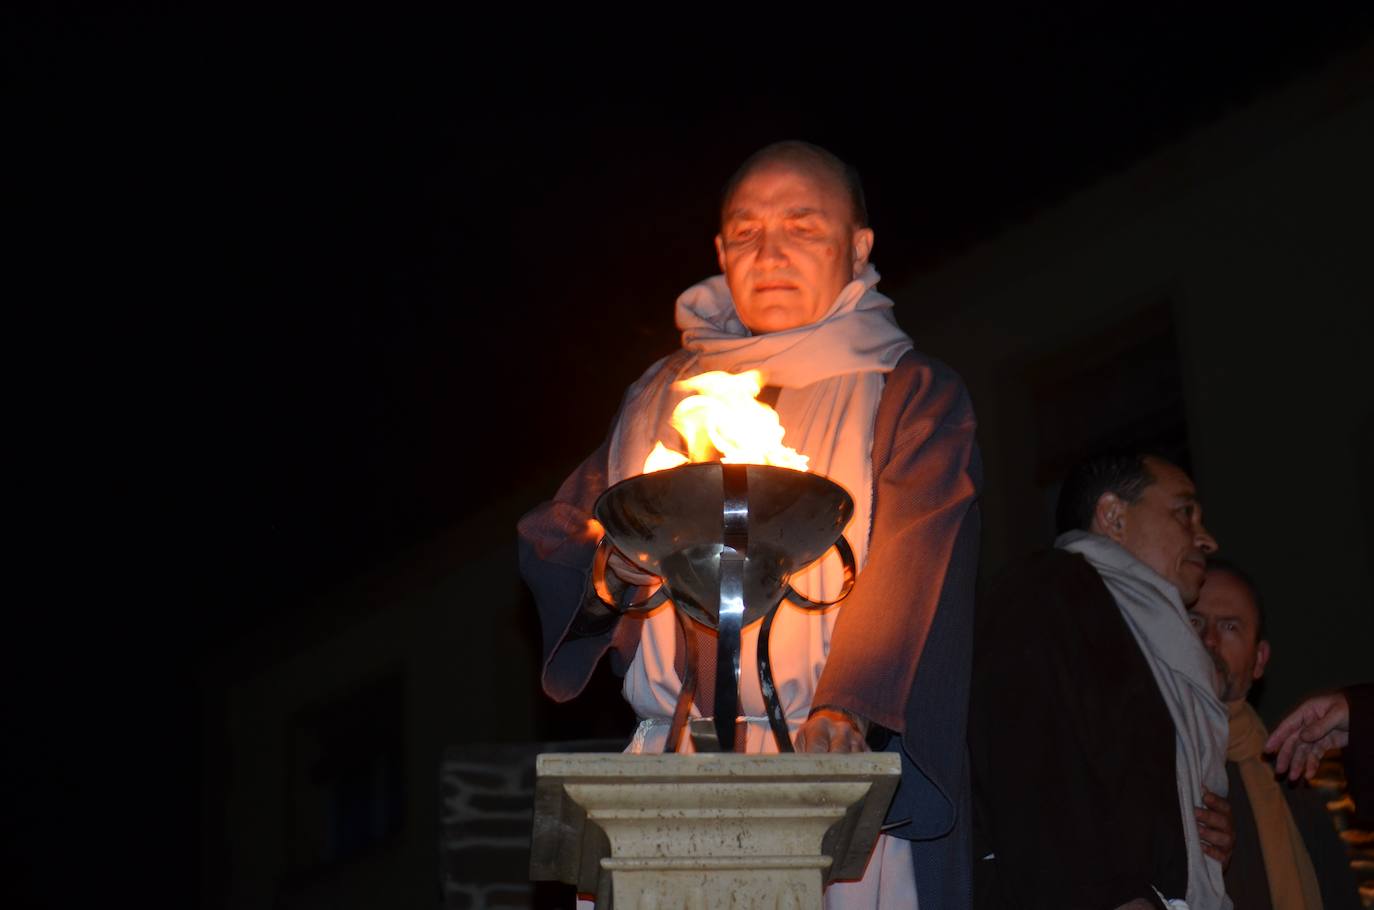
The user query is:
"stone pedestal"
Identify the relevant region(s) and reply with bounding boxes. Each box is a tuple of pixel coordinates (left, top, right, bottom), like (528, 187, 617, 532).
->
(530, 753, 900, 909)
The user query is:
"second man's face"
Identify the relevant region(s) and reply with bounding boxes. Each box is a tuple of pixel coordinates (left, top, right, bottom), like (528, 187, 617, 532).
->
(715, 163, 873, 334)
(1117, 457, 1219, 605)
(1189, 570, 1269, 703)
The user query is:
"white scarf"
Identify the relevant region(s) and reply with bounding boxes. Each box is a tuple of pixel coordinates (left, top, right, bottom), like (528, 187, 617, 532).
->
(1056, 530, 1232, 910)
(608, 263, 912, 596)
(612, 265, 912, 751)
(608, 266, 918, 908)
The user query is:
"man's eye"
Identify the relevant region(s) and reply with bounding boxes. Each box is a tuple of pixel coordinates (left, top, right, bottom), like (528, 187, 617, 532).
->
(1188, 616, 1201, 629)
(731, 226, 759, 240)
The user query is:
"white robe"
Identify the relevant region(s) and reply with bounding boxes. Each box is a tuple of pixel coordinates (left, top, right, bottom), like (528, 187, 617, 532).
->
(608, 267, 918, 908)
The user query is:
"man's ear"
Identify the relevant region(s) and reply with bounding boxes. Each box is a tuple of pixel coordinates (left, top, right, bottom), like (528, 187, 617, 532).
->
(1253, 640, 1271, 681)
(851, 228, 874, 276)
(715, 234, 727, 274)
(1091, 492, 1128, 543)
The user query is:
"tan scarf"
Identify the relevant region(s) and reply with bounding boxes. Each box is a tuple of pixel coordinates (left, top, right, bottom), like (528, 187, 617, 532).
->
(1228, 700, 1324, 910)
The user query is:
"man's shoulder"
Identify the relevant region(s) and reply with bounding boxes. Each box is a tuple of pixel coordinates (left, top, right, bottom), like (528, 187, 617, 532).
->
(879, 348, 975, 431)
(979, 549, 1112, 630)
(992, 548, 1101, 592)
(886, 348, 969, 395)
(621, 349, 691, 400)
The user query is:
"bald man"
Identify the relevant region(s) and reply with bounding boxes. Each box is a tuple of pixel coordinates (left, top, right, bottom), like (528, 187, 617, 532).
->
(520, 141, 982, 909)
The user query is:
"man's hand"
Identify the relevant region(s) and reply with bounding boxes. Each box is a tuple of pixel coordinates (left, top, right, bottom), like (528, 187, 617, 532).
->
(606, 548, 659, 588)
(1265, 691, 1350, 782)
(1196, 788, 1234, 871)
(793, 707, 869, 753)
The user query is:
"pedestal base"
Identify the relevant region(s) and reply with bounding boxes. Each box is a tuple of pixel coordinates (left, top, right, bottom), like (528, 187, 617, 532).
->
(531, 753, 901, 909)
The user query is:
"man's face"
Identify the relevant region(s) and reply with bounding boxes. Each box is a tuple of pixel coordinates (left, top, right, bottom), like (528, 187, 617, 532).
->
(1188, 570, 1270, 703)
(1098, 457, 1219, 605)
(715, 162, 874, 334)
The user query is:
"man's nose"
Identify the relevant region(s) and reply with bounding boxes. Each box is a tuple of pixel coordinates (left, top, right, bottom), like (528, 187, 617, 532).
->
(1196, 525, 1218, 555)
(758, 228, 787, 265)
(1201, 623, 1220, 651)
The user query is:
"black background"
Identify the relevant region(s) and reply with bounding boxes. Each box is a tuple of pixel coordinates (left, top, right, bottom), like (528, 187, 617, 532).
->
(6, 6, 1371, 906)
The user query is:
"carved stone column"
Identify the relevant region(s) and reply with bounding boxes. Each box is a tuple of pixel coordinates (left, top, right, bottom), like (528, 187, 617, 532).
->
(530, 752, 900, 909)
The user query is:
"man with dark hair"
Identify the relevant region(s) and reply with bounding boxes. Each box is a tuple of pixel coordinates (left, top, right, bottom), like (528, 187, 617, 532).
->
(520, 141, 981, 909)
(1053, 451, 1158, 537)
(970, 453, 1235, 910)
(1189, 562, 1360, 909)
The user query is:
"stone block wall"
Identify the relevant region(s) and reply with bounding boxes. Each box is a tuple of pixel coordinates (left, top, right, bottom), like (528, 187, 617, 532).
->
(441, 740, 623, 910)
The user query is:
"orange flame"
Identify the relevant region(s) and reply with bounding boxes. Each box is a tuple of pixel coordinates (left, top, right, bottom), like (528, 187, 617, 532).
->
(643, 441, 690, 473)
(641, 370, 809, 474)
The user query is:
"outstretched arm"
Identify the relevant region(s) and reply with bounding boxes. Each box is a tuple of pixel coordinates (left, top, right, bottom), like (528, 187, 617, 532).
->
(1265, 691, 1351, 782)
(1267, 683, 1374, 825)
(518, 432, 639, 701)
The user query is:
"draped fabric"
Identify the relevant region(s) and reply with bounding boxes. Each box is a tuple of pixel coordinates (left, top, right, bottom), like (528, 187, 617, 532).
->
(519, 276, 982, 910)
(607, 265, 911, 752)
(603, 266, 917, 909)
(1056, 531, 1231, 910)
(1228, 701, 1324, 910)
(970, 549, 1188, 908)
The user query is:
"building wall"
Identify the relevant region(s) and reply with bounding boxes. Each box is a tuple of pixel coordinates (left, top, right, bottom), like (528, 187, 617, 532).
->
(203, 48, 1374, 910)
(203, 521, 541, 909)
(888, 48, 1374, 723)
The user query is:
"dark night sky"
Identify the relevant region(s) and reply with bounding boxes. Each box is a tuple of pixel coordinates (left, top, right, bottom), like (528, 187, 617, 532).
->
(7, 6, 1372, 906)
(140, 8, 1372, 632)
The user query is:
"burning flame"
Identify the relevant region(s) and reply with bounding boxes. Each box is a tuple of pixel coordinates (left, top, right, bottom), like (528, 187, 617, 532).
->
(643, 441, 690, 473)
(641, 370, 809, 474)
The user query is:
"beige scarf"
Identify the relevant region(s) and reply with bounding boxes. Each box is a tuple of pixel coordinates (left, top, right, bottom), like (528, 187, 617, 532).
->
(1228, 700, 1324, 910)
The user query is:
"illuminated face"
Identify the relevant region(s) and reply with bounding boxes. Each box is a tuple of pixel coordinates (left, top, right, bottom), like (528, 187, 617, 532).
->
(1189, 569, 1270, 702)
(1097, 457, 1218, 605)
(715, 162, 874, 334)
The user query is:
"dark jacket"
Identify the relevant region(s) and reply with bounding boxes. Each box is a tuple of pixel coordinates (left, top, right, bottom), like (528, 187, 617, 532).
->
(1345, 682, 1374, 827)
(1223, 760, 1361, 909)
(970, 548, 1188, 910)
